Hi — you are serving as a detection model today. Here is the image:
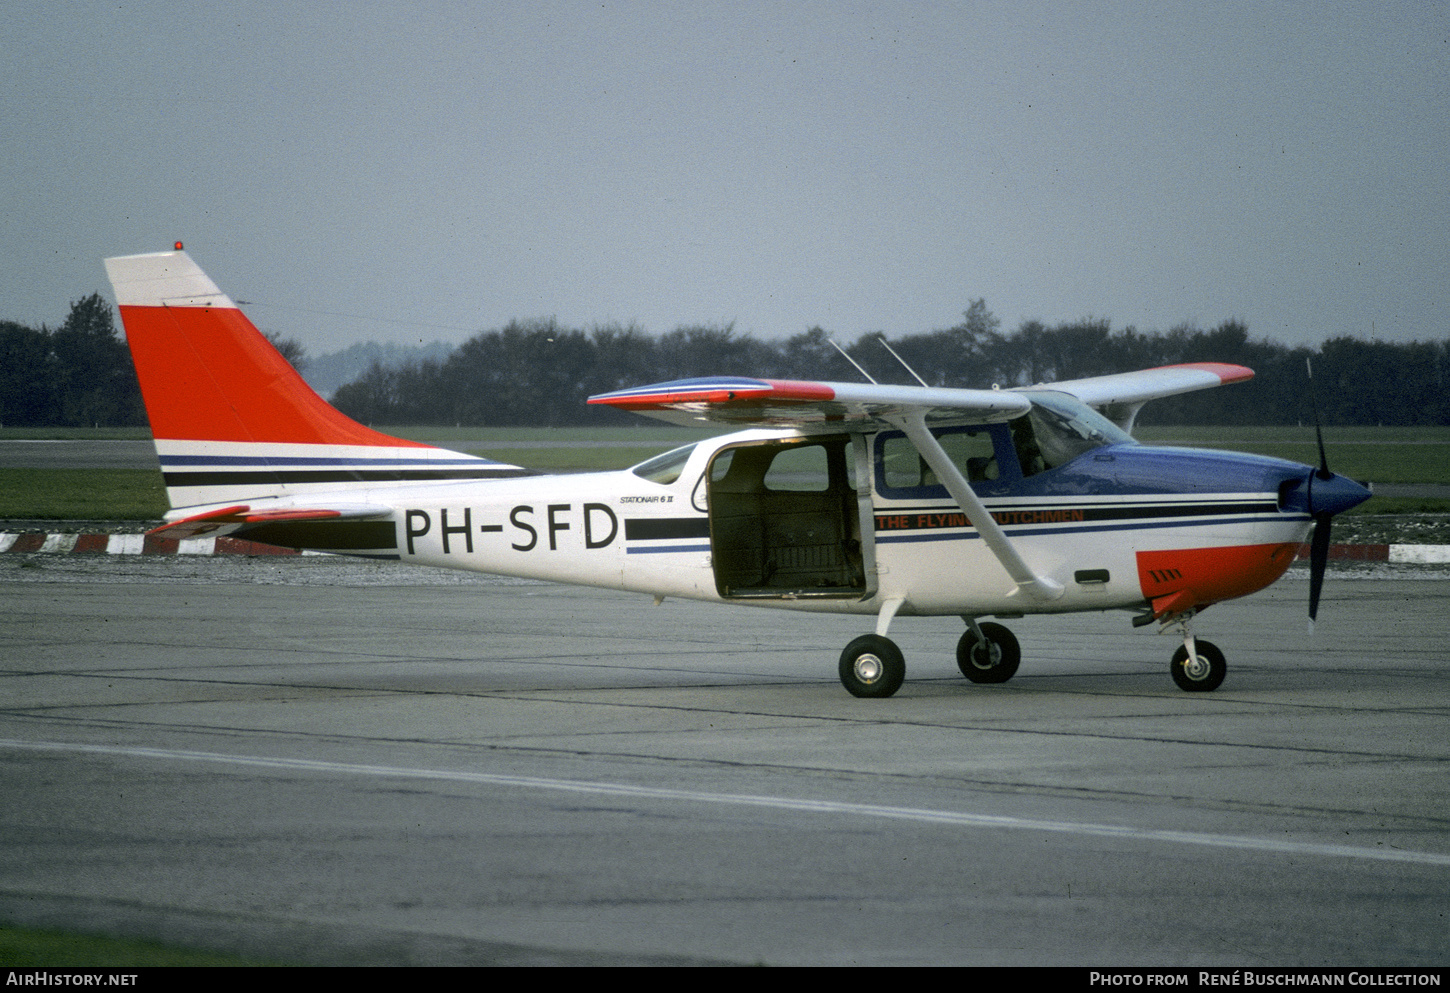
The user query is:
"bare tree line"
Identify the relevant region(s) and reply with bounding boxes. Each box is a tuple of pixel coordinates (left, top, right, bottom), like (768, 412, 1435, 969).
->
(331, 302, 1450, 427)
(3, 295, 1445, 428)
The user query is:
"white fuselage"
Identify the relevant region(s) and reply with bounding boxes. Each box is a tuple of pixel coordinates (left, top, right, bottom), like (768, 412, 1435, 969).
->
(357, 427, 1312, 621)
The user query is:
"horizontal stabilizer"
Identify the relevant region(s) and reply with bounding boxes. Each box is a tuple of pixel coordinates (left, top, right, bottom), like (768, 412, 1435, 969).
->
(150, 503, 392, 540)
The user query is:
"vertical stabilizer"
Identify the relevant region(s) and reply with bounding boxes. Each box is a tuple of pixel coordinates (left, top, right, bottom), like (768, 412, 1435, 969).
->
(105, 248, 529, 512)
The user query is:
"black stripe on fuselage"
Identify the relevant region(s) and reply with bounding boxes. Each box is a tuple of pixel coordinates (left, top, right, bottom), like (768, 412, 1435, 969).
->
(234, 520, 398, 550)
(624, 517, 711, 541)
(874, 499, 1279, 531)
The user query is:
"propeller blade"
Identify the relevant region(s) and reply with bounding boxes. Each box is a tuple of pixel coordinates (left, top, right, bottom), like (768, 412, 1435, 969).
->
(1304, 357, 1340, 633)
(1306, 357, 1331, 479)
(1308, 512, 1332, 634)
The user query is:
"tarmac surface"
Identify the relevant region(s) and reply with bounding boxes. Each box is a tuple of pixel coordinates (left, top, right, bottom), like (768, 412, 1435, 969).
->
(1, 553, 1447, 966)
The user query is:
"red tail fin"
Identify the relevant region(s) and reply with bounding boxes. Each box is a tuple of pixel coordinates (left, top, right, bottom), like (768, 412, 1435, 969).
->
(104, 249, 427, 447)
(104, 248, 526, 511)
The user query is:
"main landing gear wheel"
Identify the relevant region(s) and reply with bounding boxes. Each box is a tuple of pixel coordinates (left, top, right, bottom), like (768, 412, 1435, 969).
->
(1171, 640, 1226, 692)
(839, 634, 905, 698)
(956, 622, 1021, 684)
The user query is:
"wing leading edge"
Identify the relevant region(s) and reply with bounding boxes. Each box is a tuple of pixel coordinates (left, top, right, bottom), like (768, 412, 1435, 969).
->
(590, 364, 1250, 433)
(1024, 362, 1254, 432)
(587, 376, 1031, 428)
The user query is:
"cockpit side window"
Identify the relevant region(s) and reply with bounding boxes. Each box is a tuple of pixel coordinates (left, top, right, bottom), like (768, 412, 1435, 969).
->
(879, 428, 997, 489)
(1012, 391, 1135, 476)
(1011, 416, 1047, 477)
(873, 424, 1009, 498)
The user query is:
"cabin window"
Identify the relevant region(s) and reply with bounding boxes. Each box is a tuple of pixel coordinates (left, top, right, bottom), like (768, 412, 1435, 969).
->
(873, 425, 1009, 498)
(878, 428, 997, 490)
(632, 444, 697, 485)
(762, 441, 834, 492)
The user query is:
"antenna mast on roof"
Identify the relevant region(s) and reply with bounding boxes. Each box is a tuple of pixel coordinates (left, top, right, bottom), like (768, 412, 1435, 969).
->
(875, 336, 930, 387)
(828, 337, 878, 384)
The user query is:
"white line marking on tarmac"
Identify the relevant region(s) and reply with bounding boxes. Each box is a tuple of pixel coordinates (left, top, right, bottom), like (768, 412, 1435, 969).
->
(6, 738, 1449, 867)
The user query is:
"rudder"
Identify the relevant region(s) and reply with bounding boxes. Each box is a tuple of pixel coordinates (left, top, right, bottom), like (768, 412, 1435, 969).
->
(105, 247, 528, 511)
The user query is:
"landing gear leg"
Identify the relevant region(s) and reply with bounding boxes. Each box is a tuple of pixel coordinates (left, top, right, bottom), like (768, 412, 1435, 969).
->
(838, 597, 906, 698)
(1163, 610, 1226, 692)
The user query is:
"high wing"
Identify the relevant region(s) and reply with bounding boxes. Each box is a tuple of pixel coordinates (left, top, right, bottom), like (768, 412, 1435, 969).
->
(1023, 362, 1253, 432)
(588, 376, 1031, 427)
(588, 363, 1251, 433)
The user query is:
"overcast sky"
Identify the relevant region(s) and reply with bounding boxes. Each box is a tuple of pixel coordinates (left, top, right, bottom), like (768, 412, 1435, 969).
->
(4, 1, 1446, 358)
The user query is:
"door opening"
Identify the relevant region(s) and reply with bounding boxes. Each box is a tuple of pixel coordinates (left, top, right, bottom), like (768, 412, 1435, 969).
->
(706, 436, 866, 599)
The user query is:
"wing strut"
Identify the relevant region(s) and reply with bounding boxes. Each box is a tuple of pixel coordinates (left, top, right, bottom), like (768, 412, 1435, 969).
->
(887, 411, 1064, 602)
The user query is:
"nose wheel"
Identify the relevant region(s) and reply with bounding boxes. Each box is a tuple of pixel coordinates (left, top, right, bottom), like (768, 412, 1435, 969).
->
(1171, 639, 1226, 692)
(1161, 610, 1227, 692)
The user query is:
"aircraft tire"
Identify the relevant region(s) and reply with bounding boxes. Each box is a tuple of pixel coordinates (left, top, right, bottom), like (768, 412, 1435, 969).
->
(1171, 640, 1226, 692)
(957, 623, 1021, 684)
(839, 635, 905, 698)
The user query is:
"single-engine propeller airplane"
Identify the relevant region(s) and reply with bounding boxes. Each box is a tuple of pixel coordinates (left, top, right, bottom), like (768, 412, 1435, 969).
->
(104, 246, 1371, 697)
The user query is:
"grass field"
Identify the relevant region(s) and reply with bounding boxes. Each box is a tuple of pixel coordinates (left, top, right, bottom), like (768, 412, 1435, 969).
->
(2, 425, 1447, 520)
(1134, 425, 1450, 485)
(0, 468, 166, 519)
(0, 427, 153, 441)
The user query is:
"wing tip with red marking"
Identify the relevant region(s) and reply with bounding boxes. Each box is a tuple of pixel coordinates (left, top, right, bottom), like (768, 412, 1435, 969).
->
(1160, 362, 1255, 385)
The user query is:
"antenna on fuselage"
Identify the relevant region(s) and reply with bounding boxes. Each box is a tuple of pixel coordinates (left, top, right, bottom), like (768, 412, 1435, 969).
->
(828, 337, 878, 384)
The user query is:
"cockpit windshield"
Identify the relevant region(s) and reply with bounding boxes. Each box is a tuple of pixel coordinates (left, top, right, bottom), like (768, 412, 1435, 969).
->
(631, 444, 697, 484)
(1014, 391, 1135, 474)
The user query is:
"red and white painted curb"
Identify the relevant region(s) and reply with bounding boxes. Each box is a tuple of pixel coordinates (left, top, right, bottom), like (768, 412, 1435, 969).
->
(3, 530, 1449, 563)
(1291, 544, 1450, 564)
